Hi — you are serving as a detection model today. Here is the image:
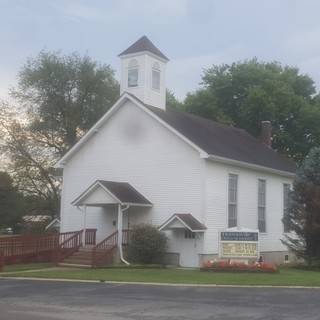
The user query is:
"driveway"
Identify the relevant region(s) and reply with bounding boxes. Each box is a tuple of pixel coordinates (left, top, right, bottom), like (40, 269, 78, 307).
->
(0, 279, 319, 320)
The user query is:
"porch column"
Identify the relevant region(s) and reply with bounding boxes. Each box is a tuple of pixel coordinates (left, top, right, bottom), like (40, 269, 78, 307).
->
(82, 204, 87, 245)
(117, 204, 123, 248)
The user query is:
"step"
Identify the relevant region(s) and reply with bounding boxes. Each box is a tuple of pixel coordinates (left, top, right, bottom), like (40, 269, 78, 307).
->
(64, 257, 92, 264)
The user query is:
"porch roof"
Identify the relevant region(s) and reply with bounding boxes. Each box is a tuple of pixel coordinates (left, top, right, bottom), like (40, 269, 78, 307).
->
(159, 213, 207, 233)
(71, 180, 152, 207)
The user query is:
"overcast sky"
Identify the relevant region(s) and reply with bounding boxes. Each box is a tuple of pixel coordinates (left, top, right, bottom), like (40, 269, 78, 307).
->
(1, 0, 320, 100)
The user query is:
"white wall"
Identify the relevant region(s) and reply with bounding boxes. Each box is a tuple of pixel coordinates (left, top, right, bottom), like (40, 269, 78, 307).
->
(203, 160, 293, 255)
(60, 100, 203, 242)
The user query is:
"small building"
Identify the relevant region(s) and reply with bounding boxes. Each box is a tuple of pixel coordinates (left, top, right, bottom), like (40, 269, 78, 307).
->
(55, 36, 295, 267)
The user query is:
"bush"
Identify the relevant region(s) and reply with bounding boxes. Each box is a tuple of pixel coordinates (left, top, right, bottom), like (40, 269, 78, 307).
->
(128, 224, 168, 264)
(201, 260, 278, 273)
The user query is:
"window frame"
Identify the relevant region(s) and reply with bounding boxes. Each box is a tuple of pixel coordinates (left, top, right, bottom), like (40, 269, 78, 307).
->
(151, 62, 161, 91)
(127, 59, 139, 88)
(184, 229, 196, 239)
(283, 183, 291, 233)
(257, 179, 267, 233)
(228, 173, 238, 228)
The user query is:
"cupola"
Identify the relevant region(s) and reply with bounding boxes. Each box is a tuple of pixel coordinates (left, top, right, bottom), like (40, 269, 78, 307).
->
(118, 36, 169, 110)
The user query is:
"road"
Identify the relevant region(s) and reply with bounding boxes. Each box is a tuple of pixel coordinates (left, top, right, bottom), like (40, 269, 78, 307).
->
(0, 279, 319, 319)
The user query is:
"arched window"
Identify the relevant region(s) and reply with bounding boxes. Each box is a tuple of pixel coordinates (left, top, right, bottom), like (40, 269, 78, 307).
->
(128, 59, 139, 87)
(152, 62, 160, 91)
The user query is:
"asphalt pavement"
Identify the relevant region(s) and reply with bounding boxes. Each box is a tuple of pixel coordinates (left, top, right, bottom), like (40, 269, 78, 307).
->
(0, 279, 319, 320)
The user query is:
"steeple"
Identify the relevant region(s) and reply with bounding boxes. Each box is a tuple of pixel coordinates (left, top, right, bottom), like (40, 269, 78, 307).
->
(119, 36, 168, 110)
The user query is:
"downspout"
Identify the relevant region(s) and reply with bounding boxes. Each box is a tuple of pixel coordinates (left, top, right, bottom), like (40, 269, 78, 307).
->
(118, 204, 130, 265)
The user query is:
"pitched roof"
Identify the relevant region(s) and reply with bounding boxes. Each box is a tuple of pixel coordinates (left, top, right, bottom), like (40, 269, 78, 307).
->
(159, 213, 207, 232)
(144, 103, 296, 174)
(118, 36, 169, 61)
(97, 180, 152, 205)
(72, 180, 152, 206)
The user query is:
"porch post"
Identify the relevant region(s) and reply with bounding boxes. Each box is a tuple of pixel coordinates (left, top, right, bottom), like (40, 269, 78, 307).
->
(83, 205, 87, 246)
(117, 204, 123, 248)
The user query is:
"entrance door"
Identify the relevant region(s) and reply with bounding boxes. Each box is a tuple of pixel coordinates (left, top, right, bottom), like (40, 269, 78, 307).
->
(179, 230, 202, 267)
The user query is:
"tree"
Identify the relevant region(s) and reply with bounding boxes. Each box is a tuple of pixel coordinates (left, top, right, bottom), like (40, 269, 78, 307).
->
(183, 59, 320, 163)
(166, 89, 182, 109)
(0, 102, 59, 218)
(0, 171, 24, 229)
(282, 147, 320, 264)
(1, 51, 120, 218)
(11, 50, 119, 156)
(128, 224, 168, 264)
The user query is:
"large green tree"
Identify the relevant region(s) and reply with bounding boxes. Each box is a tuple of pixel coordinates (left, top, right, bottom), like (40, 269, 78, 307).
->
(11, 51, 119, 156)
(1, 51, 120, 218)
(282, 147, 320, 264)
(183, 59, 320, 163)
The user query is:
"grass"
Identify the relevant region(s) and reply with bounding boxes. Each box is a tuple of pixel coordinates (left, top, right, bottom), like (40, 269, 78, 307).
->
(1, 265, 320, 286)
(1, 263, 54, 273)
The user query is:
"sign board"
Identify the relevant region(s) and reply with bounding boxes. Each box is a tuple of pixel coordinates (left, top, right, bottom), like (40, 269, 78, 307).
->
(219, 230, 259, 259)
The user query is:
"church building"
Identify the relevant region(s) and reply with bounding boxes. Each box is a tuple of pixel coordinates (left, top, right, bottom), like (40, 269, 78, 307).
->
(55, 36, 296, 267)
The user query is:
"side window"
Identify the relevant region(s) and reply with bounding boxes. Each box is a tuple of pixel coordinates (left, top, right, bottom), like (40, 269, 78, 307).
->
(128, 59, 139, 87)
(258, 179, 266, 232)
(152, 62, 160, 90)
(228, 174, 238, 228)
(184, 229, 195, 239)
(283, 183, 291, 233)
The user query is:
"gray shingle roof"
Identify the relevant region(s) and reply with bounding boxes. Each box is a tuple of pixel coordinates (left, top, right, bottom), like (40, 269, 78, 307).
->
(144, 104, 296, 174)
(159, 213, 207, 232)
(118, 36, 169, 61)
(98, 180, 152, 205)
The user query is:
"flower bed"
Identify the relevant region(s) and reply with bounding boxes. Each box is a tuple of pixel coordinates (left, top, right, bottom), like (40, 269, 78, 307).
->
(201, 260, 278, 273)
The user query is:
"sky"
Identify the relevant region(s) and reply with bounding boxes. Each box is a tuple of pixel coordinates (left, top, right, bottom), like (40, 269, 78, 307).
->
(1, 0, 320, 100)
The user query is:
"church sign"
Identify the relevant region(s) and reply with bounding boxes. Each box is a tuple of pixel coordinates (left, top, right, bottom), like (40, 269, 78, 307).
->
(219, 229, 259, 259)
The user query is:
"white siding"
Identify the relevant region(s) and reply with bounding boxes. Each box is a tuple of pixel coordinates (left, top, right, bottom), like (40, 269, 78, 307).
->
(203, 161, 293, 254)
(60, 100, 203, 242)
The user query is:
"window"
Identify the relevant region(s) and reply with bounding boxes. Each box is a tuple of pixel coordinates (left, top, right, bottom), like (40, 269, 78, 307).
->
(283, 184, 291, 233)
(228, 174, 238, 228)
(184, 229, 195, 239)
(258, 179, 266, 232)
(152, 62, 160, 90)
(128, 59, 138, 87)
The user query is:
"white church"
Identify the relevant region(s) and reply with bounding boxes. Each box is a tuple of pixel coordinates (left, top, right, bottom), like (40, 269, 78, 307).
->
(56, 36, 296, 267)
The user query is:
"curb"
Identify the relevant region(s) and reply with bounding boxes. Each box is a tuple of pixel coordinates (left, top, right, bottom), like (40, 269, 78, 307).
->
(1, 276, 320, 289)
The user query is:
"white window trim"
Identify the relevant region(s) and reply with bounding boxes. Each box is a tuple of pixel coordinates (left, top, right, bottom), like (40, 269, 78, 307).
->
(257, 178, 267, 233)
(227, 173, 239, 228)
(151, 68, 161, 92)
(283, 183, 291, 234)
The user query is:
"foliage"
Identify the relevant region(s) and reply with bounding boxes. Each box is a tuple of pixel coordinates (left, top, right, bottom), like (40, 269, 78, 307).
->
(1, 51, 119, 217)
(183, 59, 320, 163)
(0, 102, 59, 218)
(11, 50, 119, 156)
(128, 224, 168, 264)
(282, 147, 320, 264)
(201, 260, 278, 273)
(166, 89, 182, 109)
(0, 171, 24, 228)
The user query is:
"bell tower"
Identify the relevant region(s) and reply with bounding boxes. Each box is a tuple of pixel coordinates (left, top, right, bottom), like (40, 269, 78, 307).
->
(118, 36, 169, 110)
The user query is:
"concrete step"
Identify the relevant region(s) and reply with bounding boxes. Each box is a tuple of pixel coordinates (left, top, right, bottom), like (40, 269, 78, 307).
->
(64, 257, 92, 264)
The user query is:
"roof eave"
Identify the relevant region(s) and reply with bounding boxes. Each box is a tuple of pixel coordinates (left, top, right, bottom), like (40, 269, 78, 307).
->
(207, 154, 295, 178)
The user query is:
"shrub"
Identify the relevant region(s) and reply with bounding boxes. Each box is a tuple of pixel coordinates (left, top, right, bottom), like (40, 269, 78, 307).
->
(201, 260, 278, 273)
(128, 224, 168, 264)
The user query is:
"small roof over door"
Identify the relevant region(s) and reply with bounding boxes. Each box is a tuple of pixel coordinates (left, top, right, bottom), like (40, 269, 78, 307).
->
(71, 180, 152, 207)
(159, 213, 206, 232)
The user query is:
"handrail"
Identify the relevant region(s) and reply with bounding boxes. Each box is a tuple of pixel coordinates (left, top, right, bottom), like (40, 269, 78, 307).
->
(55, 230, 83, 264)
(92, 231, 118, 267)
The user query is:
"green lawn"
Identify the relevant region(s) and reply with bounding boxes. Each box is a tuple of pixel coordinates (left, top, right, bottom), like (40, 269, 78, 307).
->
(1, 263, 53, 273)
(2, 266, 320, 286)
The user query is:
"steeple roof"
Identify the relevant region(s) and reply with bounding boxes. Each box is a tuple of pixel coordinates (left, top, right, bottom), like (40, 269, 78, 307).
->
(118, 36, 169, 61)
